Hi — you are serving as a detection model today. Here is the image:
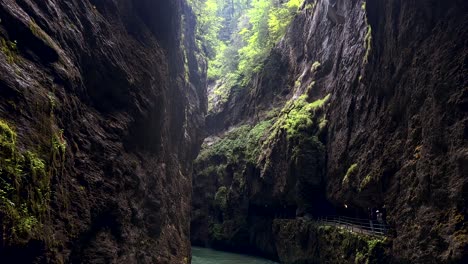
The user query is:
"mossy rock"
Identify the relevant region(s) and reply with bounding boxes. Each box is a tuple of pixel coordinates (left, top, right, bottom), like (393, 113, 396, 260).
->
(0, 119, 52, 245)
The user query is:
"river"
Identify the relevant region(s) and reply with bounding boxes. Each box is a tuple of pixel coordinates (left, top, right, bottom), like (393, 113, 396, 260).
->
(191, 246, 278, 264)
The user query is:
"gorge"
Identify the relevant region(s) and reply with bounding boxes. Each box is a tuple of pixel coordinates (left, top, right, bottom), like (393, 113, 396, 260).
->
(0, 0, 466, 263)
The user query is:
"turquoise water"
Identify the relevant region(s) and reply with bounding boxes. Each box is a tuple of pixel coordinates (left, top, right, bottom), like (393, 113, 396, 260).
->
(191, 247, 278, 264)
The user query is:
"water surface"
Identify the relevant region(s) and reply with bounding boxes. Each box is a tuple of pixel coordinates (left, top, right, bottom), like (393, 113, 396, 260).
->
(191, 246, 278, 264)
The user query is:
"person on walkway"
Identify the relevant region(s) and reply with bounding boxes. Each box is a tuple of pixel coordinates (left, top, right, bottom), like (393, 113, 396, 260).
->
(377, 210, 383, 223)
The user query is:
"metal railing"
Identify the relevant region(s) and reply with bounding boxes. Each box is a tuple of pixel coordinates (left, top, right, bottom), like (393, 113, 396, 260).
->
(315, 216, 390, 237)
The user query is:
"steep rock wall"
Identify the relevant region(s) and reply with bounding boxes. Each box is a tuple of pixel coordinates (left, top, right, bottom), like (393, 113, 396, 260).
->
(192, 0, 467, 263)
(326, 0, 467, 262)
(0, 0, 206, 263)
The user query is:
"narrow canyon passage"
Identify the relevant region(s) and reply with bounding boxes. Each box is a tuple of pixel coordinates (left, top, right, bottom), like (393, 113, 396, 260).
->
(0, 0, 466, 263)
(188, 0, 467, 263)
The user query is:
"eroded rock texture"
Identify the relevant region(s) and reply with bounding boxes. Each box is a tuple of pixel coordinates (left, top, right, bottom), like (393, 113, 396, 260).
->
(0, 0, 206, 263)
(192, 0, 467, 263)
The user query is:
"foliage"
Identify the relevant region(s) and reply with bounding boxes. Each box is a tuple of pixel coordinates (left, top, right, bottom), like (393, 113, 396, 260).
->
(311, 61, 321, 72)
(237, 0, 301, 83)
(359, 174, 372, 191)
(258, 94, 329, 214)
(0, 38, 18, 64)
(342, 163, 358, 185)
(362, 1, 372, 65)
(268, 0, 302, 42)
(282, 94, 330, 138)
(196, 119, 273, 165)
(363, 24, 372, 64)
(189, 0, 302, 109)
(264, 94, 331, 145)
(304, 1, 316, 10)
(214, 186, 228, 210)
(209, 222, 225, 240)
(0, 120, 50, 244)
(52, 129, 67, 154)
(355, 251, 366, 264)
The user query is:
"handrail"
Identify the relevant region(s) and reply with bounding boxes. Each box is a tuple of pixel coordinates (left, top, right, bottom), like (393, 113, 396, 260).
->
(314, 215, 390, 237)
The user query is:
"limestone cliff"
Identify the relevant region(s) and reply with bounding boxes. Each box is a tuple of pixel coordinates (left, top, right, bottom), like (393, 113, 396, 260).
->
(191, 0, 467, 263)
(0, 0, 206, 263)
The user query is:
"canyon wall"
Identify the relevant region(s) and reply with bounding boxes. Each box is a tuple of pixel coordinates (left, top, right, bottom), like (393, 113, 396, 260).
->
(192, 0, 467, 263)
(0, 0, 206, 263)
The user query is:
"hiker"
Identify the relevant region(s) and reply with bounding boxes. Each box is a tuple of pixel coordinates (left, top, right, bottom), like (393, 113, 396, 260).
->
(376, 210, 383, 223)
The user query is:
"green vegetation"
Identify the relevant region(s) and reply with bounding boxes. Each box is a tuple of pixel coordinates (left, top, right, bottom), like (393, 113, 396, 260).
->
(342, 163, 358, 185)
(257, 94, 329, 214)
(318, 114, 328, 132)
(196, 119, 273, 165)
(29, 21, 42, 38)
(311, 61, 321, 72)
(52, 130, 67, 157)
(362, 1, 372, 65)
(0, 38, 18, 64)
(265, 94, 331, 143)
(0, 120, 50, 244)
(305, 1, 316, 10)
(214, 186, 228, 210)
(274, 219, 389, 263)
(363, 24, 372, 64)
(355, 251, 366, 264)
(48, 92, 57, 115)
(189, 0, 303, 109)
(209, 222, 225, 240)
(327, 223, 388, 263)
(359, 174, 372, 191)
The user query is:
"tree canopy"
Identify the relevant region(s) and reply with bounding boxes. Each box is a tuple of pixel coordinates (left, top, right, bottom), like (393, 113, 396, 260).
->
(189, 0, 301, 110)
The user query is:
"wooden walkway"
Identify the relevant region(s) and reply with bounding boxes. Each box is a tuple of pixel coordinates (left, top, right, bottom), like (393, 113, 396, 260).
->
(315, 216, 390, 237)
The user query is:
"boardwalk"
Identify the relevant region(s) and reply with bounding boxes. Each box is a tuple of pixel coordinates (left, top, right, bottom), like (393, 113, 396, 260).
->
(315, 216, 390, 237)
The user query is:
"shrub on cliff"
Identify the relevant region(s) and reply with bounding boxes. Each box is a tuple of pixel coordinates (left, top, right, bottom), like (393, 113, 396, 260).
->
(196, 119, 273, 166)
(0, 120, 50, 245)
(214, 186, 228, 210)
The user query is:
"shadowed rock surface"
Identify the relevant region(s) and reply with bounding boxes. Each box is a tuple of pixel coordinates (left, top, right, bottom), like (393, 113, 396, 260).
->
(191, 0, 467, 263)
(0, 0, 206, 263)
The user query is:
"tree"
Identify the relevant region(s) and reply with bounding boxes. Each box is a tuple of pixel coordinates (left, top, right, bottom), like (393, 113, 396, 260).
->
(188, 0, 301, 107)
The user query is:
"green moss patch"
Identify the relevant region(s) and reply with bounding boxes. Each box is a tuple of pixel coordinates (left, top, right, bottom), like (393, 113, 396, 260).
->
(214, 186, 228, 210)
(343, 163, 358, 185)
(196, 119, 274, 166)
(0, 120, 52, 245)
(0, 38, 18, 64)
(273, 219, 390, 264)
(359, 174, 372, 191)
(262, 93, 330, 149)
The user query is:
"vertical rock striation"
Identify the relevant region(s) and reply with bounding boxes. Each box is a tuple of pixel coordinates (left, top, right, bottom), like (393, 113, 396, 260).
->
(0, 0, 206, 263)
(192, 0, 467, 263)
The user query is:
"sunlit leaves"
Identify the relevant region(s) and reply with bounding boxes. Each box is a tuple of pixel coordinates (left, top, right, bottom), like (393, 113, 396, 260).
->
(189, 0, 301, 107)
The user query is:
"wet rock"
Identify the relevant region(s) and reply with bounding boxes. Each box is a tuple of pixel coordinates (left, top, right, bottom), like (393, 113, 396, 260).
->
(192, 0, 467, 263)
(0, 0, 206, 263)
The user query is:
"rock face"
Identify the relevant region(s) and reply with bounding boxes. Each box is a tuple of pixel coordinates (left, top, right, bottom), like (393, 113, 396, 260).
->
(191, 0, 467, 263)
(0, 0, 206, 263)
(273, 219, 389, 264)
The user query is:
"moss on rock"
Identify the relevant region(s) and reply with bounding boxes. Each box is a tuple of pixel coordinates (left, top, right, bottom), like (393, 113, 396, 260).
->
(214, 186, 228, 210)
(273, 219, 390, 264)
(0, 119, 51, 245)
